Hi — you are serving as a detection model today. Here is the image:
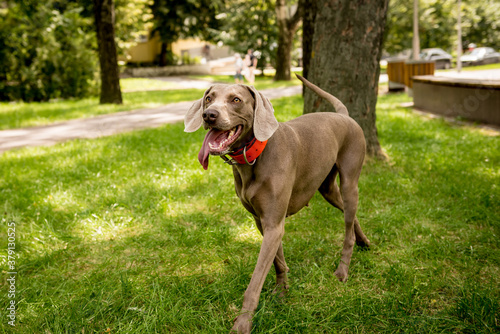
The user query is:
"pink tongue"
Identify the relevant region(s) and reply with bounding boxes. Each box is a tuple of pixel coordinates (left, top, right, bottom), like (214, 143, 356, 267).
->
(198, 129, 225, 170)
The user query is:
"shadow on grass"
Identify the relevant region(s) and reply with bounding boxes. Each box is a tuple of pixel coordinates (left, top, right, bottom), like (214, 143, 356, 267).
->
(16, 210, 261, 332)
(0, 122, 266, 332)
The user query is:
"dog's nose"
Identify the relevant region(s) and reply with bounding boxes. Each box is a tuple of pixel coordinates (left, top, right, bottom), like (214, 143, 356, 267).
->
(202, 109, 219, 124)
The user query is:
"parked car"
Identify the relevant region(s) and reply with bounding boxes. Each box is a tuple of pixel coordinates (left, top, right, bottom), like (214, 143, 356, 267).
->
(419, 48, 453, 69)
(460, 47, 500, 66)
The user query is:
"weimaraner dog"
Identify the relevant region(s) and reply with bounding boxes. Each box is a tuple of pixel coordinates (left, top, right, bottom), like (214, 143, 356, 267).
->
(184, 75, 370, 333)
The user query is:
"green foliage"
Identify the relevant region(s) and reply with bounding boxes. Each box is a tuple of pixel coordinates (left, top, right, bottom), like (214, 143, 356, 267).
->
(149, 0, 223, 65)
(0, 93, 498, 332)
(114, 0, 154, 53)
(181, 54, 201, 65)
(217, 0, 279, 70)
(420, 1, 456, 51)
(461, 0, 500, 50)
(0, 1, 98, 102)
(385, 0, 500, 54)
(385, 0, 454, 54)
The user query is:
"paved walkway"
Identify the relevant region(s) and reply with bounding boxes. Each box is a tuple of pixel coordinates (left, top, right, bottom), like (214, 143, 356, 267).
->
(0, 85, 302, 153)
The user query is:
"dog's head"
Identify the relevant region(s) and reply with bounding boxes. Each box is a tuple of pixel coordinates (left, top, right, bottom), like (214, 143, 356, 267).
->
(184, 84, 278, 169)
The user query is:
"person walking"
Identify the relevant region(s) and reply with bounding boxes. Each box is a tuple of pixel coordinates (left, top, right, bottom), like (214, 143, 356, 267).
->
(243, 49, 258, 85)
(234, 53, 243, 83)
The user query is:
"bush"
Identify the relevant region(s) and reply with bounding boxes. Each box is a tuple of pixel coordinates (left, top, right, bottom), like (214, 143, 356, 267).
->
(0, 2, 98, 102)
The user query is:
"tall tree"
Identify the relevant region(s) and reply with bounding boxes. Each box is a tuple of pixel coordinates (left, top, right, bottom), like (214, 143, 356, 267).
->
(301, 0, 316, 89)
(303, 0, 389, 159)
(274, 0, 302, 81)
(93, 0, 122, 104)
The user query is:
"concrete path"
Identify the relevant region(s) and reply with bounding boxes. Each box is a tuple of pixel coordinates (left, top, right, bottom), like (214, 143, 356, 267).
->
(0, 85, 302, 153)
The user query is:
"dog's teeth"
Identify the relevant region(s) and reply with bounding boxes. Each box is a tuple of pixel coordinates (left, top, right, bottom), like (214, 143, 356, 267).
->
(209, 131, 235, 151)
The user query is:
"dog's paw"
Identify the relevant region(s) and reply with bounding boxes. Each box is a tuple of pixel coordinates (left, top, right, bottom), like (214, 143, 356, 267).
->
(355, 238, 371, 248)
(334, 267, 349, 282)
(272, 282, 289, 298)
(272, 272, 289, 298)
(231, 312, 253, 334)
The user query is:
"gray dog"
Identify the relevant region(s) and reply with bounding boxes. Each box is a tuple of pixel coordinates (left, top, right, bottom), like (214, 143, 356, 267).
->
(184, 75, 370, 333)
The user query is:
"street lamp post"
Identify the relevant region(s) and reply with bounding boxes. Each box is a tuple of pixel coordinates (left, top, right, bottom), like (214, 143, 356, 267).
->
(457, 0, 462, 72)
(412, 0, 420, 60)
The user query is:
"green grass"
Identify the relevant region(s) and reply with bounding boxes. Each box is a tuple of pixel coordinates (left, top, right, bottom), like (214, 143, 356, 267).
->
(438, 62, 500, 73)
(460, 62, 500, 71)
(0, 93, 499, 333)
(380, 64, 387, 74)
(0, 89, 205, 131)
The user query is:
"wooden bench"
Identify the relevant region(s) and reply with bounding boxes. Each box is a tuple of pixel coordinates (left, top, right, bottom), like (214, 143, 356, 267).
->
(387, 60, 435, 91)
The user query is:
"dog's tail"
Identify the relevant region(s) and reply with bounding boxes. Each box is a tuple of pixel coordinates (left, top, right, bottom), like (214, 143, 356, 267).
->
(296, 74, 348, 116)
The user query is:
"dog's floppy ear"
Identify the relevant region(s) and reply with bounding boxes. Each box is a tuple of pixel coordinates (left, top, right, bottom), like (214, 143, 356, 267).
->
(247, 86, 279, 141)
(184, 86, 212, 132)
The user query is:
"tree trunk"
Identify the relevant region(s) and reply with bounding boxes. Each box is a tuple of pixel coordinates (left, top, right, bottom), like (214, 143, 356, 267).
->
(303, 0, 389, 159)
(274, 0, 302, 81)
(301, 0, 317, 94)
(159, 41, 168, 66)
(93, 0, 122, 104)
(412, 0, 420, 60)
(275, 28, 294, 81)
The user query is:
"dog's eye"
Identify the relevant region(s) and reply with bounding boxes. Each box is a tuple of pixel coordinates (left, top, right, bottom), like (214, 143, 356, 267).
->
(232, 97, 241, 103)
(205, 96, 212, 103)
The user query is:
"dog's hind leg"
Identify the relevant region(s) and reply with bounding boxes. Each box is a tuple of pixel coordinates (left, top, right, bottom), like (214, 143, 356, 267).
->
(272, 242, 289, 297)
(319, 166, 370, 248)
(319, 165, 370, 282)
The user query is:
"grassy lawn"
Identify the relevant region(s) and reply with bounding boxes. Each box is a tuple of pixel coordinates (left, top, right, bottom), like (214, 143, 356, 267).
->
(0, 93, 499, 333)
(460, 62, 500, 71)
(0, 89, 206, 131)
(437, 62, 500, 73)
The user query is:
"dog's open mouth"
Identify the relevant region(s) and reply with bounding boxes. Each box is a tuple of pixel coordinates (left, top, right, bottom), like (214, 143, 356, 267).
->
(198, 125, 242, 170)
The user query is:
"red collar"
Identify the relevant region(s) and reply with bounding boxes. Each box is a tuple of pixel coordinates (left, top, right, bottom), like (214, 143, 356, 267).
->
(221, 137, 268, 165)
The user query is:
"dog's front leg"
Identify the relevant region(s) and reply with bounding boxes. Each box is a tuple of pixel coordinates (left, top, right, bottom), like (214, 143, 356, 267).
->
(231, 222, 284, 334)
(254, 217, 289, 297)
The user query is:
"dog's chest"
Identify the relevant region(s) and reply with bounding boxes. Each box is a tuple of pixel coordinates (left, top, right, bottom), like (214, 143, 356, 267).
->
(232, 167, 266, 214)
